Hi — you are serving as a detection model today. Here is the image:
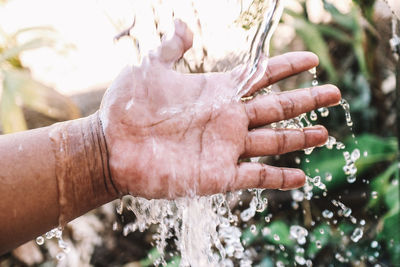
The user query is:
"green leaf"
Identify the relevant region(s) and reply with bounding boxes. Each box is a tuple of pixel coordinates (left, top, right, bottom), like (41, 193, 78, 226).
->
(1, 75, 27, 133)
(257, 257, 274, 267)
(316, 24, 352, 43)
(165, 256, 180, 267)
(338, 222, 355, 236)
(368, 163, 398, 209)
(306, 224, 331, 258)
(139, 248, 161, 267)
(301, 134, 397, 191)
(378, 204, 400, 264)
(263, 220, 294, 247)
(3, 69, 80, 120)
(0, 38, 51, 64)
(352, 28, 369, 78)
(385, 182, 399, 211)
(292, 19, 338, 82)
(242, 223, 263, 246)
(323, 2, 357, 31)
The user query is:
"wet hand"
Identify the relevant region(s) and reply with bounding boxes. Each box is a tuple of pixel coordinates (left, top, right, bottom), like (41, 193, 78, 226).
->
(99, 20, 341, 199)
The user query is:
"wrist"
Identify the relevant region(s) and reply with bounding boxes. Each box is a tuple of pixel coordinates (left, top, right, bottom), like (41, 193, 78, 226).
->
(49, 112, 119, 226)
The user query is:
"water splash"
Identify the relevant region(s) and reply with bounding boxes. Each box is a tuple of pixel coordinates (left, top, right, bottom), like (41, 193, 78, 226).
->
(235, 0, 285, 98)
(36, 227, 70, 261)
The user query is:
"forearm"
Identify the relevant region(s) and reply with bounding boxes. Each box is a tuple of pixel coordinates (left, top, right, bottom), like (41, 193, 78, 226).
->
(0, 112, 118, 254)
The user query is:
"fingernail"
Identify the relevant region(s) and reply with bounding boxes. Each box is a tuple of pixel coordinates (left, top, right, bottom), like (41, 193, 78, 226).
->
(311, 85, 341, 107)
(282, 169, 305, 190)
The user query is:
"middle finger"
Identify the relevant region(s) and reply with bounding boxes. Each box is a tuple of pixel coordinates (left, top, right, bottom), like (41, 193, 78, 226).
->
(241, 126, 328, 158)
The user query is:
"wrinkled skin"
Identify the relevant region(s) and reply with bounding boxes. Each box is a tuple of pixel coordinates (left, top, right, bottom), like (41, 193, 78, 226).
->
(100, 20, 341, 199)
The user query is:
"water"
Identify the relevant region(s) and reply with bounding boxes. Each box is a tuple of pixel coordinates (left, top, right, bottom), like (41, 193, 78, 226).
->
(35, 227, 71, 261)
(290, 225, 308, 245)
(350, 227, 364, 243)
(340, 99, 353, 127)
(82, 1, 367, 265)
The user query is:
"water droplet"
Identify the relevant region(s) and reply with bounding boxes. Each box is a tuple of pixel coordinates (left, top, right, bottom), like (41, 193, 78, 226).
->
(262, 227, 271, 236)
(340, 99, 353, 126)
(54, 228, 62, 239)
(336, 142, 345, 150)
(250, 224, 257, 234)
(291, 190, 304, 202)
(316, 240, 322, 248)
(322, 210, 333, 219)
(58, 239, 68, 251)
(295, 157, 301, 164)
(112, 222, 118, 231)
(290, 225, 308, 245)
(335, 253, 346, 262)
(351, 227, 363, 242)
(56, 252, 65, 261)
(116, 199, 124, 215)
(318, 107, 329, 117)
(325, 172, 332, 182)
(273, 234, 280, 241)
(371, 240, 378, 248)
(310, 110, 318, 121)
(343, 207, 352, 217)
(360, 219, 366, 226)
(343, 151, 351, 162)
(371, 191, 378, 199)
(295, 255, 306, 265)
(308, 67, 316, 75)
(347, 175, 356, 183)
(319, 229, 325, 234)
(304, 147, 314, 155)
(325, 136, 336, 149)
(312, 80, 319, 87)
(45, 231, 54, 239)
(313, 176, 321, 187)
(240, 208, 255, 222)
(363, 151, 368, 157)
(351, 149, 360, 161)
(36, 236, 44, 245)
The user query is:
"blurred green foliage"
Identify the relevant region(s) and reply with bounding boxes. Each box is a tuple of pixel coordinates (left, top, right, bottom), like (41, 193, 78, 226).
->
(0, 26, 79, 134)
(238, 0, 400, 266)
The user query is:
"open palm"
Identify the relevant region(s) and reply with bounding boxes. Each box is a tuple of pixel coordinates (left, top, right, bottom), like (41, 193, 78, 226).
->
(99, 20, 341, 199)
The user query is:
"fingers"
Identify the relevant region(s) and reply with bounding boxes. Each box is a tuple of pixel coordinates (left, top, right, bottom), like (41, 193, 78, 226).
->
(245, 51, 319, 96)
(232, 163, 305, 191)
(242, 126, 327, 158)
(157, 19, 193, 65)
(245, 85, 341, 128)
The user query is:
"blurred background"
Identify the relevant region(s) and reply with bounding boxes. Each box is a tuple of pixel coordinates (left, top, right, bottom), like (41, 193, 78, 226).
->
(0, 0, 399, 266)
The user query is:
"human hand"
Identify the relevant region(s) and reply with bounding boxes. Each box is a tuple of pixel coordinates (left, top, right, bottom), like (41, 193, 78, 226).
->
(99, 20, 341, 199)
